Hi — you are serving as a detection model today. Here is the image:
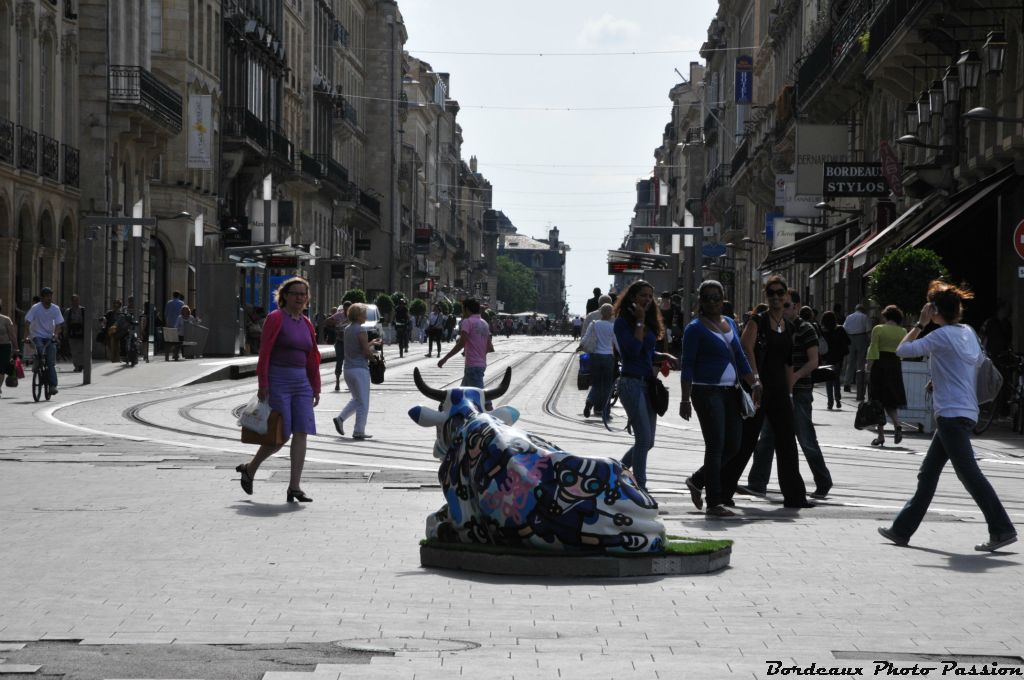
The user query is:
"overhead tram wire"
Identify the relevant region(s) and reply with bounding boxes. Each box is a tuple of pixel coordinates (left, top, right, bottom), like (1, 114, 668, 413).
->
(346, 45, 761, 58)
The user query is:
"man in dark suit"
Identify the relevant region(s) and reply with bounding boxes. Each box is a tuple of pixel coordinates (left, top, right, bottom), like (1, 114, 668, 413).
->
(585, 287, 602, 315)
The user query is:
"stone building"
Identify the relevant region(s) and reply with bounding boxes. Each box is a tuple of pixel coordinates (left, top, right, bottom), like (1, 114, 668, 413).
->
(499, 227, 569, 317)
(0, 0, 80, 319)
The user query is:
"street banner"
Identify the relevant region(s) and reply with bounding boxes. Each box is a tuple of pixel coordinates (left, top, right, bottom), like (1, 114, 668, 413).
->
(879, 141, 904, 197)
(735, 56, 753, 104)
(187, 95, 213, 169)
(796, 125, 850, 195)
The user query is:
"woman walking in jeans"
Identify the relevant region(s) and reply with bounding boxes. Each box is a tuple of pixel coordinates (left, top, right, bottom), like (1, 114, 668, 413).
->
(679, 281, 761, 518)
(580, 303, 618, 419)
(612, 280, 676, 491)
(333, 303, 382, 440)
(879, 282, 1016, 551)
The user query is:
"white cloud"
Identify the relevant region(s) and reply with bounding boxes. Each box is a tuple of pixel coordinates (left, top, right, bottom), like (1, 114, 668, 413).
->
(576, 14, 642, 48)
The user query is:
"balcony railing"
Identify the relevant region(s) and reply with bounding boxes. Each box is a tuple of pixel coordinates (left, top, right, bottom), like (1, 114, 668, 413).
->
(40, 134, 59, 181)
(301, 152, 325, 179)
(797, 26, 833, 101)
(0, 117, 13, 164)
(109, 65, 183, 133)
(334, 96, 359, 128)
(224, 106, 269, 150)
(359, 190, 381, 217)
(865, 0, 929, 63)
(316, 155, 349, 189)
(62, 144, 79, 187)
(271, 126, 293, 165)
(701, 164, 731, 202)
(730, 137, 750, 177)
(17, 125, 37, 173)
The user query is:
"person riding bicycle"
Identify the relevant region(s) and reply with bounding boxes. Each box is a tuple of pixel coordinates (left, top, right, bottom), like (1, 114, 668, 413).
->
(24, 287, 63, 395)
(393, 297, 410, 357)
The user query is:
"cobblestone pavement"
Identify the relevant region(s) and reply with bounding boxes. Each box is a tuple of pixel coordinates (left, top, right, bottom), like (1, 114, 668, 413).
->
(1, 337, 1022, 679)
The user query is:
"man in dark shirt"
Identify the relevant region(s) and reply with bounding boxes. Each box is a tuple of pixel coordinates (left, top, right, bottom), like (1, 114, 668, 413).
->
(585, 287, 602, 315)
(744, 291, 833, 498)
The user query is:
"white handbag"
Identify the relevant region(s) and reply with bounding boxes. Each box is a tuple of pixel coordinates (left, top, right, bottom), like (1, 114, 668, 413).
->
(237, 395, 272, 435)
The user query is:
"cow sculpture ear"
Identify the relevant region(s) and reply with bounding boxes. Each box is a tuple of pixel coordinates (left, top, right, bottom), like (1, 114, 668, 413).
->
(408, 405, 448, 427)
(490, 406, 520, 425)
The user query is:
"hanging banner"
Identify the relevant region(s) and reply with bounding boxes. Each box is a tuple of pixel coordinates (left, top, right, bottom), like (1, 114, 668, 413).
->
(187, 95, 214, 169)
(822, 163, 888, 197)
(735, 56, 753, 104)
(795, 124, 850, 195)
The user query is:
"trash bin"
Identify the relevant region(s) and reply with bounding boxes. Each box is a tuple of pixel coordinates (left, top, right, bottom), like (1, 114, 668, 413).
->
(182, 324, 209, 359)
(901, 360, 934, 434)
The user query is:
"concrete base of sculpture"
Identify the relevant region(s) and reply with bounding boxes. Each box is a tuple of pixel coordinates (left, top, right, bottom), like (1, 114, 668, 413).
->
(420, 540, 732, 578)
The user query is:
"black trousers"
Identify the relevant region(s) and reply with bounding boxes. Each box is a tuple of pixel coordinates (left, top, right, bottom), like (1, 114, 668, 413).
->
(692, 389, 808, 507)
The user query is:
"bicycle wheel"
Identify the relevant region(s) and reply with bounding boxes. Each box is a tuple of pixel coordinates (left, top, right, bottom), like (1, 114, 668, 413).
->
(32, 367, 43, 402)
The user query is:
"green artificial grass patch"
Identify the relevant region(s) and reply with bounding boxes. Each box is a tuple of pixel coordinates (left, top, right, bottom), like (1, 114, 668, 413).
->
(421, 535, 732, 557)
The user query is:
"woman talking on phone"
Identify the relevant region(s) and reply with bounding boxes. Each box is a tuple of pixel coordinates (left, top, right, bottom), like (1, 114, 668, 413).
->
(879, 281, 1016, 551)
(612, 280, 676, 492)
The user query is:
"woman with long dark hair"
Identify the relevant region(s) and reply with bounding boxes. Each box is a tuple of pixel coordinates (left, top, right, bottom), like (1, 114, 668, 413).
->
(880, 281, 1016, 551)
(679, 281, 761, 517)
(611, 280, 676, 491)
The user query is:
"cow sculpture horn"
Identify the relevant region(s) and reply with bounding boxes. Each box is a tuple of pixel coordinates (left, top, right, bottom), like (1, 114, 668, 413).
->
(413, 367, 447, 403)
(484, 367, 512, 401)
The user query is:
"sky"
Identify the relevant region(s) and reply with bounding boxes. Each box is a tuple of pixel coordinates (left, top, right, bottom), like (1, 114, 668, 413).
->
(397, 1, 721, 315)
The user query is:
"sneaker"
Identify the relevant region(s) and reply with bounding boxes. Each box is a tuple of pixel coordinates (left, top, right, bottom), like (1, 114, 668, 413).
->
(877, 526, 909, 546)
(352, 432, 373, 440)
(975, 532, 1018, 552)
(684, 476, 703, 510)
(735, 484, 767, 498)
(705, 504, 736, 518)
(333, 416, 345, 436)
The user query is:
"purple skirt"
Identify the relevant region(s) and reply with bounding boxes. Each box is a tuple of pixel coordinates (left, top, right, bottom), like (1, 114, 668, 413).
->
(267, 365, 316, 440)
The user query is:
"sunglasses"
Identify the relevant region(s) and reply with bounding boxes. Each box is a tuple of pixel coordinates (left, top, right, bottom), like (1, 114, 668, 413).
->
(766, 288, 787, 297)
(783, 302, 792, 309)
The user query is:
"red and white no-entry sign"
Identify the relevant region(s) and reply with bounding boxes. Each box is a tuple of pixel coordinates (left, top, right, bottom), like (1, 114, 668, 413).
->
(1015, 220, 1024, 261)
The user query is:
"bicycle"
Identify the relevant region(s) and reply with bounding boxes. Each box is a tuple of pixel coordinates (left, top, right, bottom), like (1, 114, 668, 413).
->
(122, 314, 140, 367)
(974, 352, 1024, 435)
(31, 338, 56, 402)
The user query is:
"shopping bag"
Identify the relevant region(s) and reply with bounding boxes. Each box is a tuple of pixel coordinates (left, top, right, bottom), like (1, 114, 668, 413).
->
(237, 395, 272, 435)
(240, 411, 285, 446)
(854, 399, 886, 430)
(369, 353, 386, 384)
(15, 357, 25, 380)
(4, 373, 16, 388)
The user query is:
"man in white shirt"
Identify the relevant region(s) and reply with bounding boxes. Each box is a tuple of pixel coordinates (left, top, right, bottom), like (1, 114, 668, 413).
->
(580, 295, 612, 338)
(24, 287, 64, 393)
(842, 303, 871, 393)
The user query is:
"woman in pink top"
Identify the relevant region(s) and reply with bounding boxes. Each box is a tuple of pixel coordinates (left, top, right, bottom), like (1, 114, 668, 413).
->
(236, 277, 321, 503)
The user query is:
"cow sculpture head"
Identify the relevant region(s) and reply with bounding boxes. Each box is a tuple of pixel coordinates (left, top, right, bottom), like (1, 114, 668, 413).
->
(407, 367, 665, 554)
(408, 367, 518, 460)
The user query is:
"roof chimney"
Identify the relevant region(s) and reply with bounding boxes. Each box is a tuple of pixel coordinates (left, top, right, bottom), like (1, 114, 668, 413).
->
(470, 155, 478, 173)
(548, 226, 559, 250)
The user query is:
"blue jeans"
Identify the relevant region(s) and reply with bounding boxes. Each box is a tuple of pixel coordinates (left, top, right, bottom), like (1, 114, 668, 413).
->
(463, 366, 485, 389)
(586, 353, 616, 414)
(891, 416, 1015, 540)
(32, 337, 58, 388)
(619, 377, 657, 490)
(748, 390, 832, 493)
(691, 385, 743, 507)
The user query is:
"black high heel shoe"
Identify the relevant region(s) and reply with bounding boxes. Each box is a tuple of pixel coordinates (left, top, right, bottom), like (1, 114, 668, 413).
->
(287, 488, 312, 503)
(893, 426, 903, 445)
(236, 464, 253, 495)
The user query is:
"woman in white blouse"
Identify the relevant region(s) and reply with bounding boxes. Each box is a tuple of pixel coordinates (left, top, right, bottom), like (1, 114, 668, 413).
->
(580, 303, 618, 419)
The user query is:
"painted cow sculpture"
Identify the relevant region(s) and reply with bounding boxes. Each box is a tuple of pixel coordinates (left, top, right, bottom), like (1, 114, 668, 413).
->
(409, 368, 665, 554)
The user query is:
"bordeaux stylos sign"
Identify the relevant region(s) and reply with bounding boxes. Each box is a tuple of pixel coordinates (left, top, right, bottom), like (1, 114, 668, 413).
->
(822, 163, 889, 197)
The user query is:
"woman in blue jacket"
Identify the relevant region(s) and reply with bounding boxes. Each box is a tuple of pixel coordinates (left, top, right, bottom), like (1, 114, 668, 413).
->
(679, 281, 761, 517)
(612, 280, 676, 491)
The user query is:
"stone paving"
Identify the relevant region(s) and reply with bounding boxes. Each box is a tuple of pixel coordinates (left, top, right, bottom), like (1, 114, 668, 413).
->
(1, 340, 1022, 679)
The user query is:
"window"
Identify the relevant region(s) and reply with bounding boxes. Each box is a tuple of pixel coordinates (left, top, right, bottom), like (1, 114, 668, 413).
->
(188, 0, 194, 59)
(40, 35, 53, 135)
(206, 5, 212, 70)
(150, 0, 163, 52)
(16, 26, 30, 124)
(0, 4, 9, 118)
(197, 0, 204, 66)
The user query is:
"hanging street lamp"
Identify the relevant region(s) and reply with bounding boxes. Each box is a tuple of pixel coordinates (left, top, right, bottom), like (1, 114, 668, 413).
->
(983, 31, 1007, 76)
(957, 49, 982, 91)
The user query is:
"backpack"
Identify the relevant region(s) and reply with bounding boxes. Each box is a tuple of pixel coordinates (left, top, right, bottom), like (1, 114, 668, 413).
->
(972, 331, 1003, 404)
(813, 322, 829, 357)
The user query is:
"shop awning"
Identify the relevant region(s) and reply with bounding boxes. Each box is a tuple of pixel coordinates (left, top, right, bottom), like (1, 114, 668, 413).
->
(906, 172, 1018, 248)
(760, 218, 858, 271)
(225, 244, 315, 264)
(847, 198, 935, 269)
(808, 227, 873, 280)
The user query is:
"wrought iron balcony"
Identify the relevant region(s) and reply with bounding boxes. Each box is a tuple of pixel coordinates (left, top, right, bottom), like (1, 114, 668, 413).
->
(334, 96, 359, 129)
(315, 155, 349, 190)
(40, 134, 59, 181)
(865, 0, 929, 63)
(17, 125, 37, 173)
(359, 190, 381, 217)
(109, 65, 183, 133)
(730, 137, 750, 178)
(271, 126, 293, 165)
(0, 117, 13, 164)
(224, 106, 270, 150)
(62, 144, 79, 187)
(301, 152, 325, 179)
(701, 164, 731, 202)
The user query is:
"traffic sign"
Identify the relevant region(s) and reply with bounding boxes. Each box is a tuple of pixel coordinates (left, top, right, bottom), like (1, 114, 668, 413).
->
(1014, 220, 1024, 260)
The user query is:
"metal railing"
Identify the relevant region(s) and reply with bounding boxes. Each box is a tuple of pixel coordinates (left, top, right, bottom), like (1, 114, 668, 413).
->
(224, 106, 269, 150)
(865, 0, 929, 62)
(301, 152, 325, 179)
(271, 126, 293, 165)
(108, 65, 183, 132)
(40, 134, 59, 180)
(62, 144, 79, 187)
(359, 190, 381, 217)
(17, 125, 37, 173)
(334, 96, 359, 128)
(0, 117, 13, 164)
(730, 137, 750, 177)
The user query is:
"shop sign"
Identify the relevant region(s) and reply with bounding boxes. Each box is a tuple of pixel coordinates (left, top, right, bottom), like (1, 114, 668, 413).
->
(355, 238, 372, 252)
(1014, 220, 1024, 260)
(879, 141, 904, 197)
(795, 125, 850, 195)
(822, 163, 888, 197)
(735, 56, 753, 104)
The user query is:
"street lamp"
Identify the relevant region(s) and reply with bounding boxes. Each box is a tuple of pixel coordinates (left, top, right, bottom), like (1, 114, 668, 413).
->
(814, 201, 862, 215)
(193, 214, 204, 316)
(896, 134, 956, 151)
(962, 107, 1024, 124)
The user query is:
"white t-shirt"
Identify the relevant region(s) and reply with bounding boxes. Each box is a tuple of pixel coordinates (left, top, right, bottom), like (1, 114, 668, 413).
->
(896, 324, 981, 421)
(25, 303, 65, 340)
(582, 319, 619, 356)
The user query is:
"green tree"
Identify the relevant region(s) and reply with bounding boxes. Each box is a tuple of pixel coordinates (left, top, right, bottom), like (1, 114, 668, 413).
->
(868, 247, 948, 320)
(409, 298, 427, 317)
(342, 289, 367, 304)
(375, 293, 394, 321)
(438, 299, 453, 315)
(497, 255, 539, 313)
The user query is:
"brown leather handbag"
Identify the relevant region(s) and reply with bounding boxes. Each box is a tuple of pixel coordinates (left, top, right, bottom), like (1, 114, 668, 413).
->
(241, 411, 285, 446)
